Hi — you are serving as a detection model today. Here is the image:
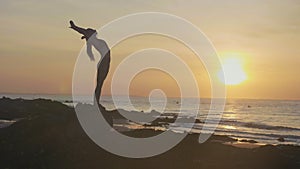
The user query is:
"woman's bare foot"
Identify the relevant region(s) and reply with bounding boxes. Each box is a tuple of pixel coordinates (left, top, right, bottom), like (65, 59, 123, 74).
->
(69, 20, 75, 29)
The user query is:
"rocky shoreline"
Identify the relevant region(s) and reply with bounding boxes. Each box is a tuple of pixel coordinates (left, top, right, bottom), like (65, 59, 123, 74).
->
(0, 98, 299, 169)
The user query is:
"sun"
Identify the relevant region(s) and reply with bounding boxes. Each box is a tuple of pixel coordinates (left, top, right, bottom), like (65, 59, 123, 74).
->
(218, 56, 247, 85)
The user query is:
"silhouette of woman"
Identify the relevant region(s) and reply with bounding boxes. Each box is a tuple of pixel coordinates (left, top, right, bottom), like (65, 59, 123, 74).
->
(69, 21, 110, 109)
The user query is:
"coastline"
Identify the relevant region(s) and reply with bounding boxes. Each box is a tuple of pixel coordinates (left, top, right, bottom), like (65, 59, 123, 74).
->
(0, 97, 300, 169)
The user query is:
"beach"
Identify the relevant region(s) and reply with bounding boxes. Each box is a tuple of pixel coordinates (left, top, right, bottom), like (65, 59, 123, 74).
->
(3, 94, 300, 146)
(0, 97, 300, 169)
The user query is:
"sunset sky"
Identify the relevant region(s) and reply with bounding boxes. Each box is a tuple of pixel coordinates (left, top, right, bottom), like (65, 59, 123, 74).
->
(0, 0, 300, 99)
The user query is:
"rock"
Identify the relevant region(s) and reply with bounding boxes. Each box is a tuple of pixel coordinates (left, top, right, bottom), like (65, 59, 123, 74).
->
(240, 139, 258, 143)
(277, 137, 285, 142)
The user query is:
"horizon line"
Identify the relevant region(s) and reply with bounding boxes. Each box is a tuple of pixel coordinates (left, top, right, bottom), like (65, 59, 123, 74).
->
(1, 92, 300, 101)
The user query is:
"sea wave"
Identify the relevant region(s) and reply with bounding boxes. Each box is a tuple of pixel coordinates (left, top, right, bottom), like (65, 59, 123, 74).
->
(219, 120, 300, 131)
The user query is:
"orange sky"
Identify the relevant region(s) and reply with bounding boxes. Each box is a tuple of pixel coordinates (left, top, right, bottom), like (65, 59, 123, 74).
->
(0, 0, 300, 99)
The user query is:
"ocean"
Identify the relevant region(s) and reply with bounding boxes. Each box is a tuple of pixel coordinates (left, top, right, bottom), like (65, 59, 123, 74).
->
(1, 93, 300, 146)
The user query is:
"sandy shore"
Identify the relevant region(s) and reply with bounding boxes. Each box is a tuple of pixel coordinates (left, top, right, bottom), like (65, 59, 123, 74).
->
(0, 97, 300, 169)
